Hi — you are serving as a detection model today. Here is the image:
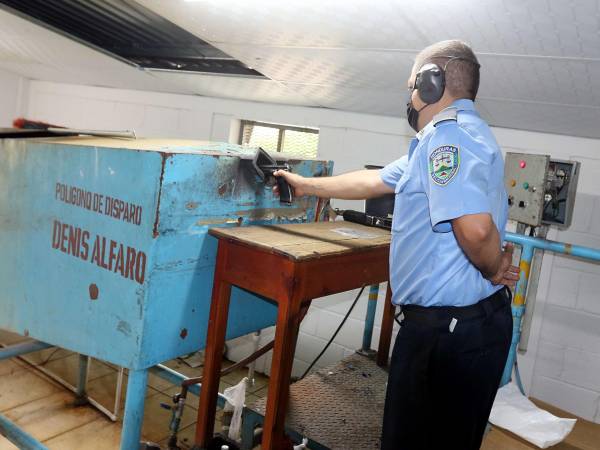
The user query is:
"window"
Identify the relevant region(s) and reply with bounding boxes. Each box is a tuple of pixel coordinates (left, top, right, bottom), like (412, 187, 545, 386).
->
(239, 121, 319, 158)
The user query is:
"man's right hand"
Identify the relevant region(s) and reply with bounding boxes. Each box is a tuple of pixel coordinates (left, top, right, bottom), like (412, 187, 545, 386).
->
(273, 170, 308, 197)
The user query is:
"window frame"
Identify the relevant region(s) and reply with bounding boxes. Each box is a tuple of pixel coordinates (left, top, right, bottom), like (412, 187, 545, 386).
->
(238, 120, 319, 153)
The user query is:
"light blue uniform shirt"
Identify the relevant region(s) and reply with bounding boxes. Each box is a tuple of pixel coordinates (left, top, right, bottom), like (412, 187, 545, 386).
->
(380, 99, 508, 307)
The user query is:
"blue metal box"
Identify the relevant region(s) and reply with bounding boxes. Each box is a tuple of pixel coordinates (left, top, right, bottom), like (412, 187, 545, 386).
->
(0, 137, 331, 448)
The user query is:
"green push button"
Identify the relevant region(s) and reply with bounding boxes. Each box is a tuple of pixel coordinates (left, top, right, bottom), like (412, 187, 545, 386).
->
(523, 182, 529, 190)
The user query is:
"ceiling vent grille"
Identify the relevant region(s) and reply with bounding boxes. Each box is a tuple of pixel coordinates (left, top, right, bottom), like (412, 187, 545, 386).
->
(0, 0, 266, 78)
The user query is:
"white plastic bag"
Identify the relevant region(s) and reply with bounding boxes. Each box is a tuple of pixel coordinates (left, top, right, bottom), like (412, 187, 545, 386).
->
(222, 377, 248, 441)
(489, 382, 576, 448)
(293, 437, 308, 450)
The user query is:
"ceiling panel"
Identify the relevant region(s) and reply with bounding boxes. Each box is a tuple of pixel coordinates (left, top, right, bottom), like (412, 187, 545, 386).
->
(287, 83, 406, 116)
(213, 48, 600, 108)
(477, 98, 600, 139)
(411, 0, 600, 59)
(135, 0, 425, 50)
(136, 0, 600, 58)
(477, 56, 600, 107)
(149, 71, 317, 106)
(215, 45, 416, 90)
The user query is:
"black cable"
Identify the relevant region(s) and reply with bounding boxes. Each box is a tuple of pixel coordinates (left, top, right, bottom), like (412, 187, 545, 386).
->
(37, 347, 61, 366)
(299, 285, 366, 380)
(543, 180, 567, 218)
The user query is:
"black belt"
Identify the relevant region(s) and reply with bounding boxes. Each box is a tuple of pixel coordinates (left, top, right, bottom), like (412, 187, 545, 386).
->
(401, 288, 511, 330)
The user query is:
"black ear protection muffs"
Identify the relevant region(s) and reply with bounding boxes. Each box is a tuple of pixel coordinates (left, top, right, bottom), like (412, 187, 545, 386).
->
(414, 63, 445, 104)
(413, 56, 481, 105)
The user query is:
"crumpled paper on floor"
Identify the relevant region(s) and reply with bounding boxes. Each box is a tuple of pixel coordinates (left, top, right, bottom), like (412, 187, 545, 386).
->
(489, 382, 576, 448)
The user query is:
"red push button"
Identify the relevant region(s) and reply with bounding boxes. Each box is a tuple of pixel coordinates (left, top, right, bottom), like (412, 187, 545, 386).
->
(519, 160, 526, 168)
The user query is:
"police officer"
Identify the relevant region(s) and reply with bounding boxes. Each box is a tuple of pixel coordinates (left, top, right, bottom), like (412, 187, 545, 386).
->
(274, 40, 519, 450)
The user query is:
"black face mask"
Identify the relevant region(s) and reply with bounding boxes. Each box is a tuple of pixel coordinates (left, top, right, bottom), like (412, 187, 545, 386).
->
(406, 101, 430, 132)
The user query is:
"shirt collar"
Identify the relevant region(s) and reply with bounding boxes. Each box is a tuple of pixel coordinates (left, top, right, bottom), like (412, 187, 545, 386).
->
(451, 98, 476, 111)
(415, 121, 435, 142)
(413, 98, 477, 141)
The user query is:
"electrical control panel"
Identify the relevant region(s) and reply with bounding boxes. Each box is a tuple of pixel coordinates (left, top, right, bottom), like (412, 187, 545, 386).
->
(504, 152, 580, 228)
(505, 153, 549, 226)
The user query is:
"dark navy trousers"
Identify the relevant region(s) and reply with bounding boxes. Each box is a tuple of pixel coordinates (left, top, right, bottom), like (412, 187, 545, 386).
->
(381, 289, 512, 450)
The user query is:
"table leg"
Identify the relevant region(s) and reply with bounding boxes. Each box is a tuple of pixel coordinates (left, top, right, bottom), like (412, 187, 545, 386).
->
(261, 295, 303, 450)
(194, 276, 233, 447)
(74, 354, 90, 406)
(120, 368, 148, 450)
(377, 283, 394, 367)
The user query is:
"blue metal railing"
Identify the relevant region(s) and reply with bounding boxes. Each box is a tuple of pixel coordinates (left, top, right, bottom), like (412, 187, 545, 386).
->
(0, 414, 49, 450)
(361, 284, 380, 352)
(0, 340, 52, 360)
(0, 340, 53, 449)
(501, 232, 600, 387)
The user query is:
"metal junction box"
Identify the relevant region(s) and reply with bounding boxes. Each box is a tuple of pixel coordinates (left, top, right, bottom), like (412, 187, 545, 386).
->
(504, 152, 549, 226)
(504, 152, 579, 228)
(0, 137, 332, 370)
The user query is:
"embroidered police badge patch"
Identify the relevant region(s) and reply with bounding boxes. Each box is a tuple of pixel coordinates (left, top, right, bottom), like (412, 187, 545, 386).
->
(429, 145, 459, 186)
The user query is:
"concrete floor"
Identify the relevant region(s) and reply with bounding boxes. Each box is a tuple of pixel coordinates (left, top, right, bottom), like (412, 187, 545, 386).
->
(0, 330, 598, 449)
(0, 329, 269, 449)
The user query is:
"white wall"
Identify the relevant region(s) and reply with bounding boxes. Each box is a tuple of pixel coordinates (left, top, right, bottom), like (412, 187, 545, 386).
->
(0, 68, 27, 127)
(24, 80, 600, 422)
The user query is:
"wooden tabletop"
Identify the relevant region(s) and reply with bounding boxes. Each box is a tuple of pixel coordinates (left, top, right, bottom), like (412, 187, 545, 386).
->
(209, 221, 390, 261)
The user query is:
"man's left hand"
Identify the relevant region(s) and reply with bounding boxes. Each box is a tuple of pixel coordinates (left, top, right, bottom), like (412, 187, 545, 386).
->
(489, 243, 520, 287)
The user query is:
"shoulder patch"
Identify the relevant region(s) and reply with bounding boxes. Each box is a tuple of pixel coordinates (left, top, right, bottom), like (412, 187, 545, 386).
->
(429, 145, 460, 186)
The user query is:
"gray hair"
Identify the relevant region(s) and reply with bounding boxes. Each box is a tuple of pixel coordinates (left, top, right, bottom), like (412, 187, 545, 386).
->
(413, 40, 480, 100)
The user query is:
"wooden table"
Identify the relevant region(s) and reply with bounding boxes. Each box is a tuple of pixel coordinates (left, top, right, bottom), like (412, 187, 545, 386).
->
(194, 221, 396, 450)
